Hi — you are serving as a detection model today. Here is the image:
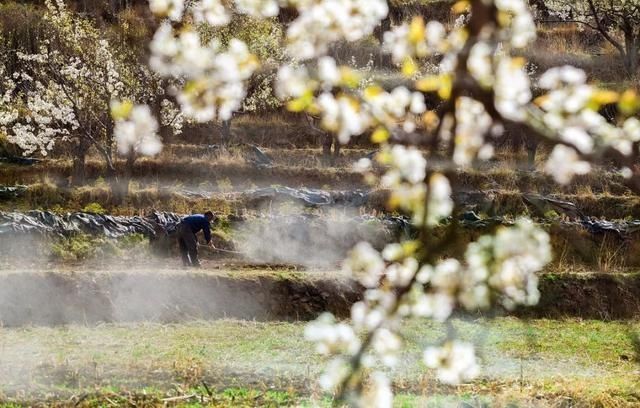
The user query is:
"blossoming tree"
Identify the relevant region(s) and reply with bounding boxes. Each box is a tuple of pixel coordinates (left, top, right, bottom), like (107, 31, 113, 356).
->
(138, 0, 640, 405)
(0, 0, 182, 195)
(544, 0, 640, 76)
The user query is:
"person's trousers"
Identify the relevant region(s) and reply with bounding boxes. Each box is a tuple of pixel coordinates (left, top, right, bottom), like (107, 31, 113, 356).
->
(176, 222, 199, 266)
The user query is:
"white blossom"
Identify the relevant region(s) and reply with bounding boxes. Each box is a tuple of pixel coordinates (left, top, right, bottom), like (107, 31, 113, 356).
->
(383, 20, 447, 65)
(545, 144, 591, 184)
(424, 341, 480, 385)
(386, 257, 419, 287)
(539, 66, 587, 89)
(151, 28, 258, 121)
(371, 328, 401, 367)
(453, 97, 493, 166)
(359, 372, 393, 408)
(286, 0, 388, 59)
(468, 42, 493, 86)
(343, 242, 385, 288)
(318, 56, 340, 89)
(495, 57, 532, 120)
(365, 86, 424, 128)
(235, 0, 280, 17)
(386, 145, 426, 185)
(353, 157, 372, 173)
(495, 0, 536, 48)
(411, 291, 455, 322)
(113, 104, 162, 156)
(430, 259, 462, 293)
(351, 301, 384, 331)
(318, 357, 351, 391)
(381, 243, 403, 262)
(427, 173, 453, 225)
(275, 64, 312, 99)
(193, 0, 230, 25)
(149, 0, 185, 21)
(466, 219, 551, 310)
(317, 92, 370, 144)
(305, 312, 361, 356)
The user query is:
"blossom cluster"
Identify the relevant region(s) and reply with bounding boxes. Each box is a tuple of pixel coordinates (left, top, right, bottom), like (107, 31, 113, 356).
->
(112, 102, 163, 156)
(150, 24, 258, 122)
(310, 216, 550, 396)
(100, 0, 640, 405)
(272, 1, 538, 166)
(276, 60, 428, 145)
(0, 63, 18, 135)
(1, 73, 78, 156)
(149, 0, 283, 23)
(285, 0, 389, 59)
(535, 66, 640, 184)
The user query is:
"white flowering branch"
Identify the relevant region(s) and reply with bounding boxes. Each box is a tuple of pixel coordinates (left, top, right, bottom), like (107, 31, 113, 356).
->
(140, 0, 640, 405)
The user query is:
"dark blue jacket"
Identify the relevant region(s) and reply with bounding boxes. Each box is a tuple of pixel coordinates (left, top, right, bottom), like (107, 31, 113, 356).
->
(181, 214, 211, 243)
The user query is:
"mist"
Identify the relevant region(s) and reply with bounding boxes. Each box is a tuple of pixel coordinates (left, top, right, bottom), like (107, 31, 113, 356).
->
(234, 207, 396, 268)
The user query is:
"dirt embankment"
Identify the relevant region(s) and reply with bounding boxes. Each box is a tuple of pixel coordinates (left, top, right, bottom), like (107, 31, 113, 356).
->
(0, 271, 360, 326)
(526, 273, 640, 320)
(1, 271, 639, 327)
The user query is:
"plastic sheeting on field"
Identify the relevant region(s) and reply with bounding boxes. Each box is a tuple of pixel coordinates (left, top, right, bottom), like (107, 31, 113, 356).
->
(0, 155, 40, 165)
(0, 210, 412, 247)
(2, 188, 640, 243)
(0, 186, 27, 200)
(174, 187, 369, 206)
(579, 218, 640, 236)
(243, 186, 370, 207)
(0, 211, 180, 238)
(246, 145, 273, 167)
(523, 194, 583, 219)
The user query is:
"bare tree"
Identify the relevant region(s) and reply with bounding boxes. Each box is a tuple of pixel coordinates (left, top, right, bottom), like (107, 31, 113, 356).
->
(545, 0, 640, 75)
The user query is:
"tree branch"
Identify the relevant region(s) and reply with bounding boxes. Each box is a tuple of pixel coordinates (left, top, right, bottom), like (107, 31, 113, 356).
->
(587, 0, 625, 55)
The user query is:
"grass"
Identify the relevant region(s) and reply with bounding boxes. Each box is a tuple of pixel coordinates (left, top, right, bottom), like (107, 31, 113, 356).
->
(0, 387, 301, 407)
(0, 319, 638, 406)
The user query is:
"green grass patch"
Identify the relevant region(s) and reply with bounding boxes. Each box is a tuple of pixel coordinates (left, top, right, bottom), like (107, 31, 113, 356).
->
(50, 233, 149, 261)
(0, 319, 638, 405)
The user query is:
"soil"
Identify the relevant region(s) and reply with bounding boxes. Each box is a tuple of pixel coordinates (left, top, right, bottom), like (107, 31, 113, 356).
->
(0, 269, 360, 326)
(526, 273, 640, 320)
(1, 269, 639, 327)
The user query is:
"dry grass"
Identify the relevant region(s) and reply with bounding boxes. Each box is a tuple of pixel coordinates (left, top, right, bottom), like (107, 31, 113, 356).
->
(528, 24, 630, 83)
(0, 157, 367, 191)
(597, 235, 628, 273)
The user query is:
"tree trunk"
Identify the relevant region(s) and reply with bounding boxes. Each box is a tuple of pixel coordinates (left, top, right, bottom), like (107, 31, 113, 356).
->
(322, 133, 333, 166)
(375, 16, 391, 45)
(627, 43, 638, 77)
(105, 166, 123, 204)
(622, 27, 638, 76)
(98, 148, 125, 204)
(108, 153, 135, 204)
(70, 140, 88, 186)
(121, 152, 136, 197)
(98, 116, 129, 203)
(525, 135, 539, 171)
(220, 118, 233, 146)
(333, 137, 341, 159)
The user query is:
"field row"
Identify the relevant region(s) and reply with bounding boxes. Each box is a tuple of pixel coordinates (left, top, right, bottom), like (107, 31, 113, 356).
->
(1, 318, 638, 406)
(0, 270, 638, 327)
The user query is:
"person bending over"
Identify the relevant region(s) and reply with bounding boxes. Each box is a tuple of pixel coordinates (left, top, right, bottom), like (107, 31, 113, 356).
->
(176, 211, 214, 267)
